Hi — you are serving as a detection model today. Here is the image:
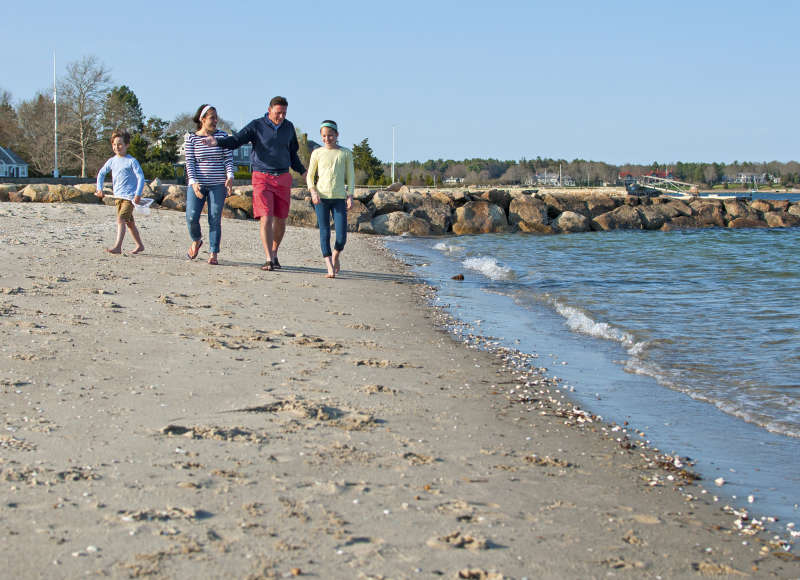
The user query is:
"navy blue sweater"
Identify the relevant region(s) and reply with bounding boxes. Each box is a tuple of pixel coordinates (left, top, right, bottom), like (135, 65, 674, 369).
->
(216, 116, 306, 175)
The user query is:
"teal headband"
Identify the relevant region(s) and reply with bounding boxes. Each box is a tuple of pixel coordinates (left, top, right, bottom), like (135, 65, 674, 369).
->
(320, 122, 338, 131)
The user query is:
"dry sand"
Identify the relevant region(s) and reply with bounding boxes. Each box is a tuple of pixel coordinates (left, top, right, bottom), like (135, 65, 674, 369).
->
(1, 202, 798, 579)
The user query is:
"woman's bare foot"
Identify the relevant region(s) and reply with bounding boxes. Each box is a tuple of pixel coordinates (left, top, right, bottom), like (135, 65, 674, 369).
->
(105, 247, 122, 254)
(333, 251, 341, 274)
(325, 273, 335, 278)
(131, 245, 145, 254)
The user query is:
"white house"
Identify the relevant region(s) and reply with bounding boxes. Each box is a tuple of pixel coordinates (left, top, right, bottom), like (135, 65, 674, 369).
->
(0, 146, 28, 178)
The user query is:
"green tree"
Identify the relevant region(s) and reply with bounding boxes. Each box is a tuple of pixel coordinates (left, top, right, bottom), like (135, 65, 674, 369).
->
(128, 133, 148, 161)
(102, 85, 144, 138)
(352, 138, 384, 185)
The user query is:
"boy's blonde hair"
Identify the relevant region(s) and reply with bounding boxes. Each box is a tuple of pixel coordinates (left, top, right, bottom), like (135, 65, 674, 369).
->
(111, 129, 131, 145)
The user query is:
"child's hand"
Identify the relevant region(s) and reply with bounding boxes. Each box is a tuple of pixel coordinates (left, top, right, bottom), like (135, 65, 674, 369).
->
(95, 190, 104, 199)
(134, 195, 142, 205)
(192, 183, 204, 199)
(225, 177, 233, 197)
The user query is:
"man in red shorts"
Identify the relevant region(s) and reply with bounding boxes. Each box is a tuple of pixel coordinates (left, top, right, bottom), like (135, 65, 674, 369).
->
(206, 96, 306, 270)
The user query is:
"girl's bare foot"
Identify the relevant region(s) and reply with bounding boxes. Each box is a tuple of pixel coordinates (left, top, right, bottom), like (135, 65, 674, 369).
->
(131, 245, 145, 254)
(106, 247, 122, 254)
(333, 253, 341, 274)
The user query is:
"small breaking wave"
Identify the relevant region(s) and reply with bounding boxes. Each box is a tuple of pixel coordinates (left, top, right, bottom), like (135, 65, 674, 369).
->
(553, 302, 636, 348)
(462, 257, 515, 280)
(433, 241, 463, 254)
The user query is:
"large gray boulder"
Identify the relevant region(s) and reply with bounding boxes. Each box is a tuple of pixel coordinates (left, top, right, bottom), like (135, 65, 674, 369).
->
(371, 211, 432, 236)
(452, 201, 510, 235)
(764, 211, 800, 228)
(509, 196, 550, 232)
(160, 189, 187, 212)
(402, 190, 425, 210)
(639, 204, 682, 230)
(554, 211, 591, 233)
(347, 199, 373, 232)
(723, 199, 758, 220)
(586, 195, 618, 218)
(477, 189, 512, 214)
(370, 190, 404, 215)
(287, 198, 318, 227)
(46, 185, 100, 204)
(225, 193, 253, 217)
(591, 205, 643, 231)
(728, 216, 768, 228)
(409, 198, 453, 234)
(689, 200, 726, 227)
(20, 184, 50, 202)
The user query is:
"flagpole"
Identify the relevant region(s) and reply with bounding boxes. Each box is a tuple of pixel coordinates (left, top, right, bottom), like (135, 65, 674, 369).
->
(53, 50, 59, 178)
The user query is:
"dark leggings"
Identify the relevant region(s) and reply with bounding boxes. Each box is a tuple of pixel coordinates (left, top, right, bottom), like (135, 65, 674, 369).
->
(314, 198, 347, 257)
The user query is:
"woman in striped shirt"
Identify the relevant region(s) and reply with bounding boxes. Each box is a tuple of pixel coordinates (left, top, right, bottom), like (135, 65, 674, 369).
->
(184, 104, 235, 265)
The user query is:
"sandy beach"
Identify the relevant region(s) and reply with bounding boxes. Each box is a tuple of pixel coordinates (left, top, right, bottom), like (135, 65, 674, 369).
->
(1, 202, 798, 579)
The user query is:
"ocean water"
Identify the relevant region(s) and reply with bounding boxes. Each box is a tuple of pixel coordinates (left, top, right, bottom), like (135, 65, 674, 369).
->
(386, 226, 800, 537)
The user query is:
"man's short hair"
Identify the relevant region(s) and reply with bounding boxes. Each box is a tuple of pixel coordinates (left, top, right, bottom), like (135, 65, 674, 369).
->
(269, 96, 288, 108)
(111, 129, 131, 145)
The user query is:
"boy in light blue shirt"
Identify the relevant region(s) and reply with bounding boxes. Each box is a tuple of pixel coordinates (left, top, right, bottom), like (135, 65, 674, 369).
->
(95, 129, 146, 254)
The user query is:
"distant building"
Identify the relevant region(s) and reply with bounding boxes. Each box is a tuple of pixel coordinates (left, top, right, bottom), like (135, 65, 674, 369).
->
(530, 173, 576, 186)
(443, 176, 464, 184)
(0, 146, 28, 178)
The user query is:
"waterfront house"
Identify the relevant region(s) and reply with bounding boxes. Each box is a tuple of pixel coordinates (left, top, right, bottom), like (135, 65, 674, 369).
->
(0, 146, 28, 178)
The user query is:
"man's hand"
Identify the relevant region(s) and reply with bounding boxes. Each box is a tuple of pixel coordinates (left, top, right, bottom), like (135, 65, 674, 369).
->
(95, 190, 104, 199)
(134, 195, 142, 205)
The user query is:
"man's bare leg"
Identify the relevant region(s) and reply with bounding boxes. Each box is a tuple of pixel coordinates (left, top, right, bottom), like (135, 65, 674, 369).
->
(271, 217, 287, 268)
(260, 216, 275, 266)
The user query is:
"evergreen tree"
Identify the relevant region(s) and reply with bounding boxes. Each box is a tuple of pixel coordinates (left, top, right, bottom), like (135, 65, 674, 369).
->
(102, 85, 144, 137)
(352, 138, 384, 185)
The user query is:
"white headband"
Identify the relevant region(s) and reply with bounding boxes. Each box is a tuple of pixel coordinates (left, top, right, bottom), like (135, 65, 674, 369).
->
(198, 105, 214, 120)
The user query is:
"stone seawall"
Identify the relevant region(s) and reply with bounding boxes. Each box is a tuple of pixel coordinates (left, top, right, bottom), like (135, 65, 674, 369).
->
(2, 181, 799, 235)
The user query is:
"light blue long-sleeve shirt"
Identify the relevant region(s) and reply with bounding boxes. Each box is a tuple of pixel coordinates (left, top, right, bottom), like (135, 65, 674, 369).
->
(96, 155, 145, 200)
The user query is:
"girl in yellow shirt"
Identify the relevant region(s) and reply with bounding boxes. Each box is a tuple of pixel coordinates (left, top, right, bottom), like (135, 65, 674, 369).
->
(306, 120, 355, 278)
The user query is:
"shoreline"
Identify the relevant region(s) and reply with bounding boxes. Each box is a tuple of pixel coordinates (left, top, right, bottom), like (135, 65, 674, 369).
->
(1, 203, 798, 577)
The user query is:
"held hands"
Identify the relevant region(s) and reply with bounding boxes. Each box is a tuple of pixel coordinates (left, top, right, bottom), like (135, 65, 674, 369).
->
(201, 136, 218, 147)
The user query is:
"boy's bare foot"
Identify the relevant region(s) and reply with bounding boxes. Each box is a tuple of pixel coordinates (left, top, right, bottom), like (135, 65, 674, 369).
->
(105, 248, 122, 254)
(131, 246, 145, 254)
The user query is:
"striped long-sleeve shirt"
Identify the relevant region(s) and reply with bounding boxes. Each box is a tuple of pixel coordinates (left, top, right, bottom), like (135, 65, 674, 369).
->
(184, 130, 235, 186)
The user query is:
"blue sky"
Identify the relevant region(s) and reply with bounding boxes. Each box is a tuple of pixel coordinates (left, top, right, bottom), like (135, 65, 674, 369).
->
(5, 0, 799, 164)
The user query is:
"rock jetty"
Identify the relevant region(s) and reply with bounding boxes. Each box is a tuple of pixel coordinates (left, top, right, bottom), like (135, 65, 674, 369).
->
(2, 181, 798, 235)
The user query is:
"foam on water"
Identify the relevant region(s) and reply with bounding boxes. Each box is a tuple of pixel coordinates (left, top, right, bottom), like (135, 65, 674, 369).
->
(553, 301, 636, 348)
(462, 256, 514, 280)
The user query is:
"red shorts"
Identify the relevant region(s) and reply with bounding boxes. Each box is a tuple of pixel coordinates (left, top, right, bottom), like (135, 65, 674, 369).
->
(252, 171, 292, 219)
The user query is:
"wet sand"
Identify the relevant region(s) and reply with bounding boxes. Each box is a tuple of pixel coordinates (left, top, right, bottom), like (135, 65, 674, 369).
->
(1, 202, 798, 578)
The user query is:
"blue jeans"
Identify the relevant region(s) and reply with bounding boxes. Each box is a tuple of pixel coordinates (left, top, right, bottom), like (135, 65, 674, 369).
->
(186, 184, 226, 253)
(314, 198, 347, 257)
